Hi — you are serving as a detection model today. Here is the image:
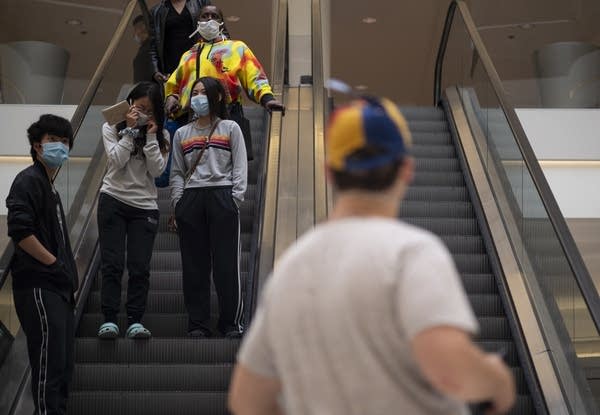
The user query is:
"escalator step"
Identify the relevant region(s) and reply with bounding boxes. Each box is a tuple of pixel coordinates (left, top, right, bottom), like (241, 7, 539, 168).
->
(412, 172, 464, 186)
(405, 186, 469, 202)
(403, 217, 479, 235)
(452, 254, 491, 274)
(474, 341, 518, 366)
(149, 251, 250, 272)
(153, 232, 252, 252)
(461, 274, 497, 294)
(412, 144, 456, 158)
(400, 201, 474, 219)
(468, 294, 504, 316)
(406, 120, 449, 133)
(478, 317, 512, 340)
(439, 236, 485, 254)
(68, 391, 229, 415)
(78, 314, 196, 338)
(399, 106, 446, 121)
(72, 364, 233, 391)
(86, 290, 225, 314)
(415, 158, 460, 172)
(74, 338, 240, 364)
(411, 132, 452, 146)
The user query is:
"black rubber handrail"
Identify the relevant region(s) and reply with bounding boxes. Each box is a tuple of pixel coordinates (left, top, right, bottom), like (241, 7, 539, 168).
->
(0, 0, 139, 292)
(434, 0, 600, 331)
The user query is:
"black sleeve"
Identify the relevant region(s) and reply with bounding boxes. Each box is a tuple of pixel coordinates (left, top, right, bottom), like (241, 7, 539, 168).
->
(6, 174, 39, 244)
(148, 5, 161, 75)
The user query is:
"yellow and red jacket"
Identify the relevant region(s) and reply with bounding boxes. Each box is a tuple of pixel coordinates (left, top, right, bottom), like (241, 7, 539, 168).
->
(165, 39, 273, 117)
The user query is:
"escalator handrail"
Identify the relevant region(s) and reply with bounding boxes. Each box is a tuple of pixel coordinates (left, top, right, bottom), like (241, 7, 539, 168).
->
(249, 0, 288, 317)
(433, 0, 600, 332)
(0, 0, 139, 291)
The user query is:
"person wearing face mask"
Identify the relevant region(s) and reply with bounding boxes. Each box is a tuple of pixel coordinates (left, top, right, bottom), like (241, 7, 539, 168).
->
(148, 0, 214, 85)
(170, 76, 247, 338)
(164, 5, 284, 160)
(132, 15, 155, 83)
(97, 82, 170, 340)
(6, 114, 78, 415)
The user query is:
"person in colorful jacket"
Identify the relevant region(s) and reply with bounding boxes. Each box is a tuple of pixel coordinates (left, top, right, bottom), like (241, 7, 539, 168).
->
(164, 5, 284, 158)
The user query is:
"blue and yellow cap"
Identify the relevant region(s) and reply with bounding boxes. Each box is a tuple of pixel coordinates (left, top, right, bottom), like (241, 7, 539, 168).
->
(326, 97, 412, 172)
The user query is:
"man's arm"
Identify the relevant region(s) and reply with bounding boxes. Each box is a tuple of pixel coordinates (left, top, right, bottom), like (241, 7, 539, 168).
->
(229, 364, 283, 415)
(412, 326, 515, 414)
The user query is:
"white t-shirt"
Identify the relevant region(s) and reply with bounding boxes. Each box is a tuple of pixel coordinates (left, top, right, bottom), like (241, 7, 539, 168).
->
(238, 217, 479, 415)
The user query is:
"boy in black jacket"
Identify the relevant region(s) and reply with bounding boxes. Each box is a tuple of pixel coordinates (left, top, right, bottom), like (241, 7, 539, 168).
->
(6, 114, 78, 415)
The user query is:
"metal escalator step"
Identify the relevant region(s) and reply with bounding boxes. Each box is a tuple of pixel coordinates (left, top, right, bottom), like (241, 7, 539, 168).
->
(400, 201, 474, 218)
(406, 120, 449, 133)
(78, 314, 192, 337)
(149, 251, 250, 272)
(153, 232, 252, 251)
(411, 132, 452, 146)
(453, 254, 491, 274)
(461, 274, 497, 294)
(74, 338, 240, 364)
(68, 391, 229, 415)
(412, 171, 464, 186)
(403, 217, 479, 235)
(507, 396, 534, 415)
(405, 186, 469, 202)
(439, 236, 485, 254)
(478, 317, 512, 340)
(72, 364, 232, 391)
(415, 158, 460, 172)
(399, 106, 446, 121)
(86, 291, 225, 314)
(468, 294, 504, 316)
(412, 144, 455, 158)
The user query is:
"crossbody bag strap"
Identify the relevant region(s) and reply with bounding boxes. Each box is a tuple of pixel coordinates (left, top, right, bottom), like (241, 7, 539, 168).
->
(195, 43, 204, 81)
(184, 120, 220, 185)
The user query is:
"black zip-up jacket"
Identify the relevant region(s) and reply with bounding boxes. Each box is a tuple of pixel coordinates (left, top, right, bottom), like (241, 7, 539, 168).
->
(148, 0, 211, 75)
(6, 161, 78, 302)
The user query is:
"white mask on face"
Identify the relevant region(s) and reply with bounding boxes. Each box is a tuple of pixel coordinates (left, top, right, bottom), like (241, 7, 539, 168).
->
(190, 19, 223, 40)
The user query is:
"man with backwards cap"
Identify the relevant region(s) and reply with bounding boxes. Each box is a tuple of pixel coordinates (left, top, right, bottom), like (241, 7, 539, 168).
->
(228, 97, 516, 415)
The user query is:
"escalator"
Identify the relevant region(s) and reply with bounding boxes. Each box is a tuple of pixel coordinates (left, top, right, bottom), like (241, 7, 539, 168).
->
(66, 107, 266, 415)
(399, 106, 538, 414)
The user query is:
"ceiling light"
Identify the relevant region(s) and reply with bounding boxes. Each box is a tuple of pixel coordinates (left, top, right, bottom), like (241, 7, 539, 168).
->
(65, 18, 82, 25)
(362, 17, 376, 24)
(355, 85, 369, 91)
(226, 16, 240, 22)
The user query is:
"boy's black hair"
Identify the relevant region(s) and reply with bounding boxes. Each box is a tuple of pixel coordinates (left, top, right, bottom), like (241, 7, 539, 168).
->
(27, 114, 74, 162)
(332, 147, 404, 192)
(190, 77, 229, 120)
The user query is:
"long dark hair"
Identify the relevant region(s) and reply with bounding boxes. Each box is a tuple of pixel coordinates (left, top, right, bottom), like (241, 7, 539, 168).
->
(117, 82, 168, 154)
(190, 77, 229, 120)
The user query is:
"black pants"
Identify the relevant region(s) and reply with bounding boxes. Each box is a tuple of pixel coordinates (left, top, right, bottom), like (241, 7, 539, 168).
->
(97, 193, 159, 325)
(175, 187, 243, 333)
(13, 288, 74, 415)
(228, 102, 253, 160)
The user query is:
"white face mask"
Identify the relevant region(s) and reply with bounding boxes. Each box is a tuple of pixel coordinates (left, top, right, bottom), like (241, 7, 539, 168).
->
(190, 19, 223, 40)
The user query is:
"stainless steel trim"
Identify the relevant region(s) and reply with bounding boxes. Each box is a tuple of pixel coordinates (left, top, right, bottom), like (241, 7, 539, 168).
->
(255, 0, 287, 294)
(446, 87, 586, 415)
(298, 87, 316, 236)
(435, 0, 600, 330)
(312, 0, 328, 223)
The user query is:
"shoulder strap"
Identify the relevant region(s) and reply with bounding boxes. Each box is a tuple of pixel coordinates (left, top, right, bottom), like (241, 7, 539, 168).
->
(184, 120, 220, 185)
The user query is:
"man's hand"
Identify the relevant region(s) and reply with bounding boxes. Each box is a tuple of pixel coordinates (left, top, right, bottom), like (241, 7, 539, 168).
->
(165, 96, 181, 116)
(153, 72, 169, 83)
(486, 354, 516, 414)
(265, 100, 285, 115)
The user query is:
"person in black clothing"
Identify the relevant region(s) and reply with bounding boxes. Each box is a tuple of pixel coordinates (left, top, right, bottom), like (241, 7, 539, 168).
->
(6, 114, 77, 415)
(133, 15, 155, 83)
(148, 0, 212, 84)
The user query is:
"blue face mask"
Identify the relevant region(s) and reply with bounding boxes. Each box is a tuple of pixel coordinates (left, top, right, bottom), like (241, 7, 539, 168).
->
(41, 142, 69, 168)
(190, 94, 210, 116)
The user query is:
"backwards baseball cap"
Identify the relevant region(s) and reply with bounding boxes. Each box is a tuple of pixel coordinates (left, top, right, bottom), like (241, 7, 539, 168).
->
(326, 97, 412, 172)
